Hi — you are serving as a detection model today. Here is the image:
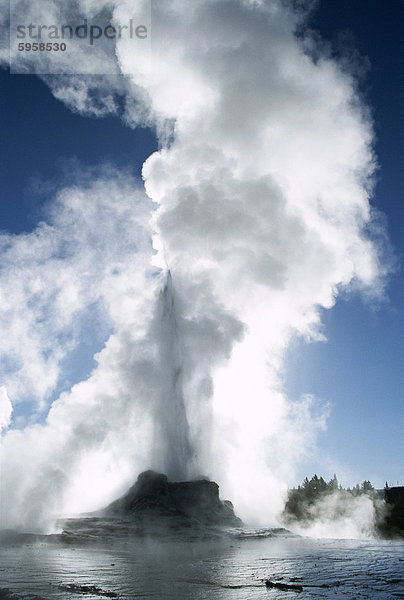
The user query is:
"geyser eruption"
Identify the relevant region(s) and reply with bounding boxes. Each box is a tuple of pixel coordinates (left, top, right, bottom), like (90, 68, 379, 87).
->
(148, 269, 244, 483)
(152, 272, 191, 481)
(0, 0, 387, 533)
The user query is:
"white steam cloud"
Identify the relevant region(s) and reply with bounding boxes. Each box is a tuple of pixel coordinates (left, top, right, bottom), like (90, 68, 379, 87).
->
(0, 387, 12, 432)
(0, 0, 387, 532)
(290, 491, 384, 540)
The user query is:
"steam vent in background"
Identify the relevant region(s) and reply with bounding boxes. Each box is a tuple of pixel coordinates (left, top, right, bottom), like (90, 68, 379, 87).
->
(103, 470, 242, 528)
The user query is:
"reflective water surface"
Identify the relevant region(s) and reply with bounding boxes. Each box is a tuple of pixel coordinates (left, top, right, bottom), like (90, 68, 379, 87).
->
(0, 522, 403, 599)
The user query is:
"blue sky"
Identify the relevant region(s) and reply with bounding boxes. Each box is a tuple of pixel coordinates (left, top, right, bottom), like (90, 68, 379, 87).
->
(0, 71, 157, 234)
(0, 0, 402, 496)
(285, 0, 403, 488)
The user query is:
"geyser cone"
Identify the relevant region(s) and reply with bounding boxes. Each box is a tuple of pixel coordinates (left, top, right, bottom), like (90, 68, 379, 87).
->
(104, 470, 242, 528)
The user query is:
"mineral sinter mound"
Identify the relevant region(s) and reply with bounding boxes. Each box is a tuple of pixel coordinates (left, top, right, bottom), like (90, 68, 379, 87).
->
(104, 470, 242, 528)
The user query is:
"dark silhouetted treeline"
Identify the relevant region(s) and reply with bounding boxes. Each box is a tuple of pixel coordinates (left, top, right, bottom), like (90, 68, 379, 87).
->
(378, 484, 404, 538)
(283, 474, 375, 521)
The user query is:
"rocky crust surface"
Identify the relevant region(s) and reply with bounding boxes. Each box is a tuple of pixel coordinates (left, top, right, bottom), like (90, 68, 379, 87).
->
(103, 470, 242, 528)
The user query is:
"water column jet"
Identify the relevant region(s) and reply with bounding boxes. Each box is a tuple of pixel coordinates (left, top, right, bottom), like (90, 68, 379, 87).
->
(152, 270, 192, 481)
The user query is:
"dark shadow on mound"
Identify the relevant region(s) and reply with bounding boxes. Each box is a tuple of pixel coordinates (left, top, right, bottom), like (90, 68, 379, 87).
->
(102, 470, 243, 529)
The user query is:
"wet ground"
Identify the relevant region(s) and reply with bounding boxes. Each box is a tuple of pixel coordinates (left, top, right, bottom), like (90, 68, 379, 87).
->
(0, 522, 403, 599)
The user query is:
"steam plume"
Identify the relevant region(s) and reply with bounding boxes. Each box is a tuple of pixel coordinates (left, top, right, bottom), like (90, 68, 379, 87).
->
(0, 0, 387, 531)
